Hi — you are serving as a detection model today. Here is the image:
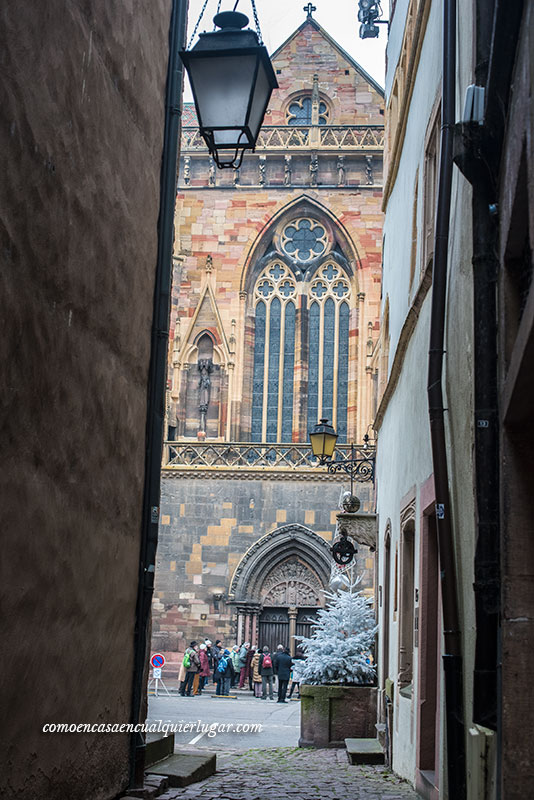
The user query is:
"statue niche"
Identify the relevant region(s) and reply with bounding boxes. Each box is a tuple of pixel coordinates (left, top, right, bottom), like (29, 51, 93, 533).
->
(184, 332, 223, 439)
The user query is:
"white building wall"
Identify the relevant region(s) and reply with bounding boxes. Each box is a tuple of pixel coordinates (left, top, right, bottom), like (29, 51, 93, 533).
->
(377, 0, 482, 793)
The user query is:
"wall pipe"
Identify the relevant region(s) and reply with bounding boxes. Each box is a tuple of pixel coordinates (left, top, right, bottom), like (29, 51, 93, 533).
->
(129, 0, 187, 787)
(471, 0, 500, 737)
(427, 0, 466, 797)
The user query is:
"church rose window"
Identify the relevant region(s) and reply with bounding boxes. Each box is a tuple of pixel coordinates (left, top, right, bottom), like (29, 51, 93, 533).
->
(281, 218, 328, 263)
(287, 96, 329, 125)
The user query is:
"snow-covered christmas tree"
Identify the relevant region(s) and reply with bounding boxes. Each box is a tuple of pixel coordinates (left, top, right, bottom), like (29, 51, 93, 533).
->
(294, 579, 377, 685)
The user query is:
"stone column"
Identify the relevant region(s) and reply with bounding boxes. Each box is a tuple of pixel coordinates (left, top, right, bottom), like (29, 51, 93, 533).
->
(288, 606, 298, 656)
(237, 608, 245, 645)
(251, 610, 259, 646)
(244, 612, 252, 643)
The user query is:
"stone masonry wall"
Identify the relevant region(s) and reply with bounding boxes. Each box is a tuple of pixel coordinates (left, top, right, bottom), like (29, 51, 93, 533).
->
(152, 474, 375, 651)
(1, 2, 172, 798)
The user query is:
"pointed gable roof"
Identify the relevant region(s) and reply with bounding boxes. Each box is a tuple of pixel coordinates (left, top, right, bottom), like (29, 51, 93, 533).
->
(270, 16, 384, 98)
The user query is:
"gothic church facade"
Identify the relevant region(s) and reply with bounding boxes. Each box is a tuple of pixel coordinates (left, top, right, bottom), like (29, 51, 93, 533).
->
(151, 11, 384, 660)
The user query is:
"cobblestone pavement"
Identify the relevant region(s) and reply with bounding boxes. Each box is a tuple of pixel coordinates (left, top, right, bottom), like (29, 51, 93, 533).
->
(157, 746, 420, 800)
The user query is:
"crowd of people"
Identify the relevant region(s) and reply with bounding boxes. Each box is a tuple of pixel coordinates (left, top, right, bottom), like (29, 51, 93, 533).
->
(178, 640, 303, 702)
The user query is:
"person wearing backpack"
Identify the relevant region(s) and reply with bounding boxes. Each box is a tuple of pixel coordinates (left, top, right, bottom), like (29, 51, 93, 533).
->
(212, 639, 222, 685)
(180, 641, 200, 697)
(259, 646, 274, 700)
(217, 648, 235, 696)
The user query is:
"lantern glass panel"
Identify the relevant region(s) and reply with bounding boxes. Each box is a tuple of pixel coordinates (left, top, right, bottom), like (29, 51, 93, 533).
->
(189, 54, 257, 133)
(248, 59, 271, 139)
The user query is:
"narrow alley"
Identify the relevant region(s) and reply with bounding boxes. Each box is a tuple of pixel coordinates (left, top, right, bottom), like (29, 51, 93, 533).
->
(147, 747, 420, 800)
(3, 0, 534, 798)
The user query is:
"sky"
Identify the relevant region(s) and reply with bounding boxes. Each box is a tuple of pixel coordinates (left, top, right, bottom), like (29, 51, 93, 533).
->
(183, 0, 387, 102)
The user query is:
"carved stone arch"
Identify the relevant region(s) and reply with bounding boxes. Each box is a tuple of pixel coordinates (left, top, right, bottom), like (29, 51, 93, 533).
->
(183, 329, 225, 368)
(240, 194, 362, 296)
(229, 524, 332, 603)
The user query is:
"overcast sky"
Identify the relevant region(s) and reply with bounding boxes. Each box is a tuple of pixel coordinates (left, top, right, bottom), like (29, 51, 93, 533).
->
(183, 0, 387, 101)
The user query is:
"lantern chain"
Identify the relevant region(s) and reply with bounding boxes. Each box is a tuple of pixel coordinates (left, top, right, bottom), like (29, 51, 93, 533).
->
(187, 0, 211, 49)
(250, 0, 263, 43)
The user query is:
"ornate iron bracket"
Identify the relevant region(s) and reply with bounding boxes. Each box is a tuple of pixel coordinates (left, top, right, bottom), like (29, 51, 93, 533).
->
(317, 442, 375, 492)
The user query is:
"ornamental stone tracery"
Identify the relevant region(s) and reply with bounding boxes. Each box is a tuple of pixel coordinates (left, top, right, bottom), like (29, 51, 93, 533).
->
(260, 556, 324, 607)
(254, 261, 296, 304)
(281, 217, 328, 264)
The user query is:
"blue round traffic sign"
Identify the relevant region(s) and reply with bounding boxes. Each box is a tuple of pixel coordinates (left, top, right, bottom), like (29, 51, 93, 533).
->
(151, 653, 165, 668)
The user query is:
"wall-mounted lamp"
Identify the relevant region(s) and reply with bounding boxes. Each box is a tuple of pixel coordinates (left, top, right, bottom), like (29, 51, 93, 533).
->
(309, 418, 376, 489)
(357, 0, 389, 39)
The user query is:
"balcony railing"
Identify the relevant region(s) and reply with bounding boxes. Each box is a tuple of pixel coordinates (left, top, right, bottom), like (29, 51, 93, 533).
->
(181, 125, 384, 153)
(163, 440, 375, 477)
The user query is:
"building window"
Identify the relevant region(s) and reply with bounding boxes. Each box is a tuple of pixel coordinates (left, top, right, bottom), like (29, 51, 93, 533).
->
(287, 96, 329, 126)
(422, 110, 440, 272)
(251, 256, 351, 443)
(398, 510, 416, 689)
(251, 262, 297, 442)
(281, 218, 328, 264)
(307, 263, 351, 442)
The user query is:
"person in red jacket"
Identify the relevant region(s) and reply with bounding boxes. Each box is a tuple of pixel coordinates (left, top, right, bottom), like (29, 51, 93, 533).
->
(197, 643, 211, 695)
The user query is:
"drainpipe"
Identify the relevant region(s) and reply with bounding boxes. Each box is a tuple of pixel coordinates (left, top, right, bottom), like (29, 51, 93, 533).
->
(471, 0, 500, 737)
(129, 0, 187, 787)
(427, 0, 466, 797)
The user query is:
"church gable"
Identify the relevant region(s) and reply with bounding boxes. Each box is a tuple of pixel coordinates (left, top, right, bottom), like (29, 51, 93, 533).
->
(268, 20, 384, 127)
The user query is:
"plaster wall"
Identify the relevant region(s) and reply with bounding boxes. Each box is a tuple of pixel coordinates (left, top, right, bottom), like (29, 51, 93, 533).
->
(376, 295, 433, 781)
(0, 2, 171, 797)
(385, 0, 411, 98)
(381, 0, 442, 371)
(378, 0, 479, 789)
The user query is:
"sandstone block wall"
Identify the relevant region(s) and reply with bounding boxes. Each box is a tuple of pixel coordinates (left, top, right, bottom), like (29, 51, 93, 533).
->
(152, 474, 375, 650)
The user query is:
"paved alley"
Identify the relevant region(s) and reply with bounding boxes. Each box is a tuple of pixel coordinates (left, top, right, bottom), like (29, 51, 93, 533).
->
(155, 746, 420, 800)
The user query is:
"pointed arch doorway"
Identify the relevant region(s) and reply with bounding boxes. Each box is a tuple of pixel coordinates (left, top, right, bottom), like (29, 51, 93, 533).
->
(229, 524, 332, 655)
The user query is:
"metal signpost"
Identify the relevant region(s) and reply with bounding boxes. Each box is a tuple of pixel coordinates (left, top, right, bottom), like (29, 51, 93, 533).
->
(148, 653, 170, 697)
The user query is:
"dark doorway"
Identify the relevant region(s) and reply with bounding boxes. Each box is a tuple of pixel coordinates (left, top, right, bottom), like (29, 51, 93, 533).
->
(259, 608, 289, 651)
(417, 509, 440, 796)
(296, 608, 319, 641)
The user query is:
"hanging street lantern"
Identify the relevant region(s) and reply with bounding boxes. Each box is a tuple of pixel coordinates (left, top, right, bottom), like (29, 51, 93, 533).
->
(180, 9, 278, 169)
(309, 418, 338, 464)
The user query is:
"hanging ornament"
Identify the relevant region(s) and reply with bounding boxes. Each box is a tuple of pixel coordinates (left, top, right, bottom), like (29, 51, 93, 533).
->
(331, 528, 357, 565)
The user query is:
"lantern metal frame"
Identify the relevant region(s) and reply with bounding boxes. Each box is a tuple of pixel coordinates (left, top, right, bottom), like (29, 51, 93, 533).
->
(309, 418, 376, 488)
(180, 10, 278, 169)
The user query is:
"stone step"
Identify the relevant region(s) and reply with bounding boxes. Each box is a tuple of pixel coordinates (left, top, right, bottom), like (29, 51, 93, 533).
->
(148, 751, 217, 788)
(345, 738, 385, 765)
(146, 733, 175, 767)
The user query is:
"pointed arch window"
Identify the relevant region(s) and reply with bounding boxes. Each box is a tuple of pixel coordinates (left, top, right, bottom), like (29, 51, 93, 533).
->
(307, 263, 351, 442)
(251, 262, 297, 442)
(251, 252, 351, 444)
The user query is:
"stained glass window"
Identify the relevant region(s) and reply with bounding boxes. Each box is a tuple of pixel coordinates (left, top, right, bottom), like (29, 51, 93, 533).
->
(287, 97, 329, 125)
(252, 263, 297, 442)
(252, 246, 351, 443)
(282, 218, 328, 263)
